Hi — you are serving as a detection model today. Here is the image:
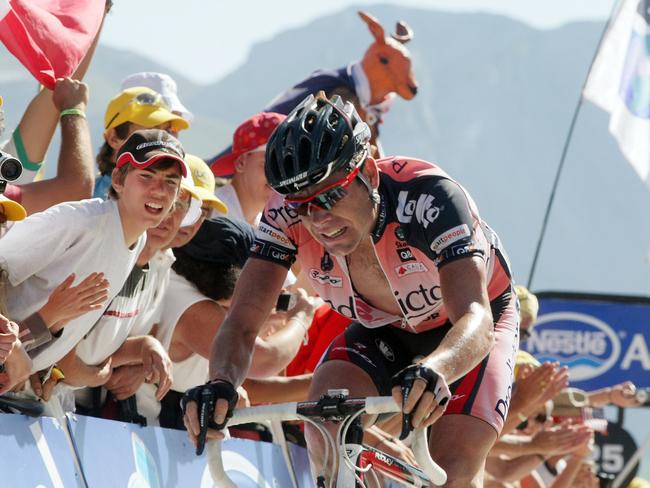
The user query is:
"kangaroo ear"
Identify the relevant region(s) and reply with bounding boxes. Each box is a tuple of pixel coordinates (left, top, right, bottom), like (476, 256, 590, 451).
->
(358, 10, 386, 44)
(392, 21, 413, 44)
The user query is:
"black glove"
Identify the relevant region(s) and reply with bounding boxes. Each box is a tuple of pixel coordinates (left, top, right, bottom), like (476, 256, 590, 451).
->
(391, 363, 450, 439)
(181, 379, 239, 455)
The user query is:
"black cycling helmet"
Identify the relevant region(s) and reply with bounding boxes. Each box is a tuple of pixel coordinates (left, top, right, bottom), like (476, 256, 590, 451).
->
(265, 91, 371, 195)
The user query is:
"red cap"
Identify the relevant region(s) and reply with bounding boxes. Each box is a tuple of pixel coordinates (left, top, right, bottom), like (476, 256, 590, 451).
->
(212, 112, 286, 177)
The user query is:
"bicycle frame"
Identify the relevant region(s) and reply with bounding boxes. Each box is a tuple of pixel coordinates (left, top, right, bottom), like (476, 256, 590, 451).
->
(206, 395, 447, 487)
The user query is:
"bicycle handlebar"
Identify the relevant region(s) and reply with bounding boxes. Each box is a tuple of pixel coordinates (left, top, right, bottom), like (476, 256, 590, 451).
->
(206, 396, 447, 486)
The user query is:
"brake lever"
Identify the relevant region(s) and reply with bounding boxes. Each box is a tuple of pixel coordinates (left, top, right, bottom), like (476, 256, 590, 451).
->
(399, 370, 417, 440)
(196, 388, 216, 455)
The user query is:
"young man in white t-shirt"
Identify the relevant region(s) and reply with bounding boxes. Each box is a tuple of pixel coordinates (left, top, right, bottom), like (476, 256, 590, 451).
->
(0, 129, 189, 392)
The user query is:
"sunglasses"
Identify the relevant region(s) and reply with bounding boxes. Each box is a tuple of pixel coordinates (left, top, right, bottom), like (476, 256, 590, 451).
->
(516, 412, 548, 431)
(105, 92, 168, 129)
(284, 165, 362, 216)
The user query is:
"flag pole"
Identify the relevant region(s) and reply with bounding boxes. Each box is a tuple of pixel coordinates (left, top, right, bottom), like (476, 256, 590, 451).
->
(526, 0, 624, 290)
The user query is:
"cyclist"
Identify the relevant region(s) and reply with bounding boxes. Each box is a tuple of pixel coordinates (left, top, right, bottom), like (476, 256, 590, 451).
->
(183, 93, 518, 486)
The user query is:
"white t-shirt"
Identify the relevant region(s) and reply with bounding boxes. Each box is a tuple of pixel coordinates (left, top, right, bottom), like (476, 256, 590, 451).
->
(212, 184, 261, 225)
(155, 270, 210, 392)
(135, 269, 209, 424)
(75, 248, 176, 366)
(0, 198, 146, 372)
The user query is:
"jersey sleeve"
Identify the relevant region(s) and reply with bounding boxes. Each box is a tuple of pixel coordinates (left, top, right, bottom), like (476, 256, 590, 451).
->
(250, 195, 300, 269)
(399, 177, 488, 268)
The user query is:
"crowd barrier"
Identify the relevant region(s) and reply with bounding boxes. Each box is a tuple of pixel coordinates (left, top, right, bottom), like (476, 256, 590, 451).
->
(0, 412, 313, 487)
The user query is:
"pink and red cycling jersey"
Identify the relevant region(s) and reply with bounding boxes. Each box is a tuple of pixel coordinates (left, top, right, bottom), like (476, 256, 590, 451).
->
(252, 156, 513, 333)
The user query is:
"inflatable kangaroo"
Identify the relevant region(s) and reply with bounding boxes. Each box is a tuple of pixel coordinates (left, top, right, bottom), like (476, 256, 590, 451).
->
(264, 10, 417, 156)
(211, 11, 417, 174)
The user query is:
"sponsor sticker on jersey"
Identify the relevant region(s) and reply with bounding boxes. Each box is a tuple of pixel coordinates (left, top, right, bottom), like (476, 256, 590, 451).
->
(269, 245, 292, 263)
(395, 262, 428, 277)
(257, 222, 295, 248)
(396, 246, 415, 262)
(396, 191, 440, 229)
(375, 339, 395, 362)
(430, 224, 471, 253)
(309, 269, 343, 287)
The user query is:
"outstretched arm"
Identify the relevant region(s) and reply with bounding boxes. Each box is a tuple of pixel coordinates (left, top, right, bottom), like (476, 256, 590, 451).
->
(19, 78, 93, 213)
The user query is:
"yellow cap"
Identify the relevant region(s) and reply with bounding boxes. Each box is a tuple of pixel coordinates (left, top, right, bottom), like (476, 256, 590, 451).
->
(514, 350, 541, 378)
(104, 87, 189, 135)
(515, 285, 539, 322)
(0, 195, 27, 221)
(185, 154, 228, 214)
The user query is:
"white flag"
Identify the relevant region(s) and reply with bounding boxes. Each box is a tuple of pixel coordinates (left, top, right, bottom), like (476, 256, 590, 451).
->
(583, 0, 650, 185)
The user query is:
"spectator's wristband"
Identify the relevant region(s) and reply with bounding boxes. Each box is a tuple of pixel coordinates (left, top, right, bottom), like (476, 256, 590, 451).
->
(60, 108, 86, 119)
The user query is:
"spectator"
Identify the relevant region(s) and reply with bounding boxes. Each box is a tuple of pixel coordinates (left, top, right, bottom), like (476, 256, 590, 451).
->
(59, 182, 195, 402)
(586, 381, 644, 408)
(210, 112, 285, 225)
(184, 154, 227, 216)
(503, 352, 569, 435)
(515, 285, 539, 341)
(0, 313, 30, 394)
(0, 129, 188, 401)
(0, 2, 109, 213)
(3, 78, 95, 215)
(0, 195, 26, 239)
(148, 218, 319, 428)
(93, 87, 189, 199)
(121, 72, 194, 122)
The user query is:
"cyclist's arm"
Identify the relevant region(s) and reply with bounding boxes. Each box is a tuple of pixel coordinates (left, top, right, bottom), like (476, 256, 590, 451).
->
(209, 258, 287, 386)
(420, 255, 494, 382)
(172, 295, 307, 378)
(242, 374, 312, 403)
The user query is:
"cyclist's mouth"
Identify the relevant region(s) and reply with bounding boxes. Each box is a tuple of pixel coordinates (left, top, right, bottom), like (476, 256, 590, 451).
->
(320, 227, 346, 240)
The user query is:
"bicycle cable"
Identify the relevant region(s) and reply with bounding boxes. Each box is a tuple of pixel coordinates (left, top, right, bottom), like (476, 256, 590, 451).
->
(299, 414, 336, 487)
(338, 408, 372, 488)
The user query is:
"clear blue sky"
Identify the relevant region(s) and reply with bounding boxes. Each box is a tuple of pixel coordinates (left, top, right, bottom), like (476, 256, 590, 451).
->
(100, 0, 616, 84)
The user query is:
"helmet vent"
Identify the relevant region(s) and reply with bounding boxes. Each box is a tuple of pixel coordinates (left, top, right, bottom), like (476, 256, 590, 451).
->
(298, 138, 312, 168)
(304, 114, 317, 132)
(319, 132, 333, 161)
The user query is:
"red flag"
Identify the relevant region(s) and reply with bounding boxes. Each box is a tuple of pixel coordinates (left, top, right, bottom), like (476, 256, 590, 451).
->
(0, 0, 103, 89)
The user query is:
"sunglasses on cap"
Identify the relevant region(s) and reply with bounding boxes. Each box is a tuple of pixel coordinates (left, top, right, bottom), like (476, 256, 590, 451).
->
(284, 150, 368, 216)
(105, 92, 169, 130)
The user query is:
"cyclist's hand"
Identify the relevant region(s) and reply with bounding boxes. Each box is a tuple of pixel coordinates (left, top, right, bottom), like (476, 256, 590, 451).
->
(391, 363, 450, 438)
(181, 379, 239, 455)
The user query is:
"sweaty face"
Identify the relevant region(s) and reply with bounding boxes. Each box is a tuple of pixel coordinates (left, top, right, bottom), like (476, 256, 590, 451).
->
(289, 168, 376, 256)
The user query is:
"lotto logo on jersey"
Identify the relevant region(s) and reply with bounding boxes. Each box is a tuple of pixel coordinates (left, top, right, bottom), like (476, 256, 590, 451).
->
(430, 224, 471, 253)
(395, 262, 428, 277)
(396, 191, 440, 229)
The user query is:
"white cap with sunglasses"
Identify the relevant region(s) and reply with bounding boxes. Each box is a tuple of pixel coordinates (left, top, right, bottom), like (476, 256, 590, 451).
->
(121, 72, 194, 122)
